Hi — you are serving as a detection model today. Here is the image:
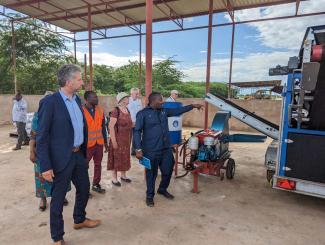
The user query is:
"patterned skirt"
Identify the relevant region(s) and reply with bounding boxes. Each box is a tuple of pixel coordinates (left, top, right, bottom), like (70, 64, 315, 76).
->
(34, 159, 71, 198)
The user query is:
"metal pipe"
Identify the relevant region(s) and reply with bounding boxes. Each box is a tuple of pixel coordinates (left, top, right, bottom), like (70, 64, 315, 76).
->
(11, 20, 17, 94)
(145, 0, 153, 101)
(228, 22, 235, 99)
(204, 0, 213, 130)
(88, 4, 93, 90)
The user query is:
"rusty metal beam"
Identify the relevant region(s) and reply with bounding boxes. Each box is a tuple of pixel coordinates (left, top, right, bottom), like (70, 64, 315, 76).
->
(22, 2, 87, 32)
(88, 5, 93, 90)
(70, 0, 303, 32)
(6, 0, 48, 8)
(228, 22, 235, 98)
(74, 9, 325, 40)
(223, 0, 234, 22)
(11, 20, 17, 94)
(12, 0, 131, 21)
(295, 0, 301, 16)
(139, 24, 142, 92)
(204, 0, 213, 130)
(44, 1, 105, 36)
(145, 0, 153, 100)
(0, 10, 74, 40)
(13, 0, 177, 23)
(154, 0, 183, 29)
(73, 33, 77, 64)
(104, 0, 140, 32)
(81, 0, 140, 33)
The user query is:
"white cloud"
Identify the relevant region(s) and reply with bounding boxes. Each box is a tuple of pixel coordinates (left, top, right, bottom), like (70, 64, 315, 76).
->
(185, 17, 194, 23)
(231, 0, 325, 50)
(181, 51, 294, 82)
(76, 51, 164, 67)
(75, 50, 293, 83)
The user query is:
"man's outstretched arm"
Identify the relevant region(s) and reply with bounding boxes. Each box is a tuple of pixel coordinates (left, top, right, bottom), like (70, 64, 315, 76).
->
(166, 104, 203, 117)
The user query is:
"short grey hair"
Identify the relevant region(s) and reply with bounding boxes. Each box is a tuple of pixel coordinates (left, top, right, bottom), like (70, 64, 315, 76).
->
(57, 64, 82, 87)
(130, 87, 140, 93)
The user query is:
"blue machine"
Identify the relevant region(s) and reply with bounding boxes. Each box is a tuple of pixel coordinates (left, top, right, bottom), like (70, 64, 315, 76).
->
(270, 25, 325, 198)
(163, 102, 183, 145)
(205, 25, 325, 198)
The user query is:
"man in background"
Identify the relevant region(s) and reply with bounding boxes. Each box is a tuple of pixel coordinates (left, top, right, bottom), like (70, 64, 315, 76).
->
(127, 87, 143, 156)
(12, 91, 28, 150)
(83, 91, 108, 194)
(165, 90, 179, 102)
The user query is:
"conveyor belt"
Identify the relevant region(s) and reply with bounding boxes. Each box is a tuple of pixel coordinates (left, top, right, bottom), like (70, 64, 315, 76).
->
(205, 93, 279, 139)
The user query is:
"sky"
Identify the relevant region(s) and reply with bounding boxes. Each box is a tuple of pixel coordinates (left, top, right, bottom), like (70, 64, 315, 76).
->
(2, 0, 325, 84)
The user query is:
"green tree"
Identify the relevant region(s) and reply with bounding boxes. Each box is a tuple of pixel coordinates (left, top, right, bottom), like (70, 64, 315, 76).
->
(0, 17, 73, 94)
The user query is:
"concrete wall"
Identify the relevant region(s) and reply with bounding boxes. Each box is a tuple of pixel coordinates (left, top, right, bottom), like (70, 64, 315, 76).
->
(0, 95, 282, 133)
(0, 95, 43, 125)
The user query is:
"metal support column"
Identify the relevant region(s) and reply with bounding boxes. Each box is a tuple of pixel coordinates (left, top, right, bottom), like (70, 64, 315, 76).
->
(11, 20, 17, 94)
(88, 5, 93, 90)
(204, 0, 213, 130)
(228, 22, 235, 99)
(145, 0, 153, 100)
(73, 33, 77, 64)
(139, 25, 142, 93)
(84, 53, 87, 82)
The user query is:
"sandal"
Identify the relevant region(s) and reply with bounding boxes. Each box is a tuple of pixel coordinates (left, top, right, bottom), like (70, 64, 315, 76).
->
(39, 198, 47, 212)
(121, 177, 132, 183)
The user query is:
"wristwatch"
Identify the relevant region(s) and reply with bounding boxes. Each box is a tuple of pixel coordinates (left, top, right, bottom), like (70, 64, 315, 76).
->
(135, 149, 142, 152)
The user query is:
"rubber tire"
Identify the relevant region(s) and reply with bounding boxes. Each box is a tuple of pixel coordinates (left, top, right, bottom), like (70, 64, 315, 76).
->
(266, 170, 275, 187)
(226, 158, 235, 179)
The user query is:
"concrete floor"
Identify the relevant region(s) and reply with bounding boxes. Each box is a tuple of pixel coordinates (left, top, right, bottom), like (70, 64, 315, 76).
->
(0, 125, 325, 245)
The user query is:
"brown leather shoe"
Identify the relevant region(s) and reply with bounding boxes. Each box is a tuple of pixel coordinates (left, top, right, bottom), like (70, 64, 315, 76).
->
(73, 218, 101, 230)
(52, 240, 65, 245)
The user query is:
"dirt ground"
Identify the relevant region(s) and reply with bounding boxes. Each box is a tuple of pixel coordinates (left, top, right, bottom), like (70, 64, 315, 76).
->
(0, 125, 325, 245)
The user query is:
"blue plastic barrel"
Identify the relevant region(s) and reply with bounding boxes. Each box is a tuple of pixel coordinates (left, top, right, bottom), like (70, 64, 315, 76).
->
(163, 102, 183, 145)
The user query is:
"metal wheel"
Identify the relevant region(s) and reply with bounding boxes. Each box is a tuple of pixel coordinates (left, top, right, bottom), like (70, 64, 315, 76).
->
(226, 158, 235, 179)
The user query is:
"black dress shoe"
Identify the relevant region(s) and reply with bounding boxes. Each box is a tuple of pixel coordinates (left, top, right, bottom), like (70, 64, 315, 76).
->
(92, 184, 106, 193)
(121, 177, 132, 183)
(157, 190, 175, 200)
(112, 181, 121, 187)
(146, 198, 154, 207)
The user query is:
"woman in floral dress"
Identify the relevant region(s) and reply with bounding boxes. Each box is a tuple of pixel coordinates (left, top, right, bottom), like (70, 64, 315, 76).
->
(108, 92, 133, 187)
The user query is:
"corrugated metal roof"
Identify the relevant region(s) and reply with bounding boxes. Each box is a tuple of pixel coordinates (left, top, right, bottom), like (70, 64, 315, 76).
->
(0, 0, 299, 32)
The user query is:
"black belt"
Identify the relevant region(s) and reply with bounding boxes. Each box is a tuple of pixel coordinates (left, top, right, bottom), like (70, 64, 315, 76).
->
(72, 146, 80, 152)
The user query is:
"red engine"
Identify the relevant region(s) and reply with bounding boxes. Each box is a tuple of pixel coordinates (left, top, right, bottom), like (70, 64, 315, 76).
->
(196, 129, 222, 144)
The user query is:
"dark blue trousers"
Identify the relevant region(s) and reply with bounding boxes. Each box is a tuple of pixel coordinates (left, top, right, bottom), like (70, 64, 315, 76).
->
(50, 152, 90, 242)
(145, 148, 175, 199)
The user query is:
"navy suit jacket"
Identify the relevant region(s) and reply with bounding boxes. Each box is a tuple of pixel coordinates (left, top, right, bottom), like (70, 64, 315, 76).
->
(36, 92, 88, 174)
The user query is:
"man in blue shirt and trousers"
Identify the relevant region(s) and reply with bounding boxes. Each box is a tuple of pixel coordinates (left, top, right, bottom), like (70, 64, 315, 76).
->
(37, 64, 101, 245)
(134, 92, 203, 207)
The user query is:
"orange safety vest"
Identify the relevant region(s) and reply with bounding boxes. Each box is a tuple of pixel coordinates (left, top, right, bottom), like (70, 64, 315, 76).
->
(83, 105, 105, 147)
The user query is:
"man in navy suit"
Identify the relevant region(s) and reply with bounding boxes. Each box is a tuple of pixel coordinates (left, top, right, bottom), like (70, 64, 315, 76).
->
(37, 64, 101, 245)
